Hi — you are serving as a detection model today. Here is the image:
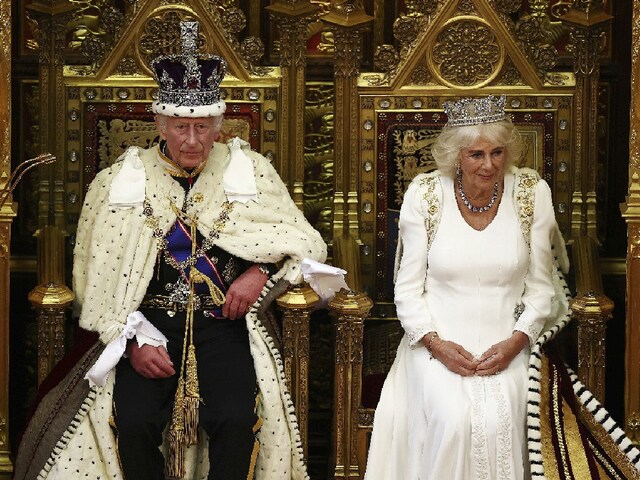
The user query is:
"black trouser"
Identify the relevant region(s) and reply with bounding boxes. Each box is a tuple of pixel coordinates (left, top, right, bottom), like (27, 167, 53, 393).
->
(113, 313, 258, 480)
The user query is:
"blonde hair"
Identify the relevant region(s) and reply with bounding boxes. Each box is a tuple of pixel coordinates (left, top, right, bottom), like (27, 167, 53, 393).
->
(431, 118, 524, 178)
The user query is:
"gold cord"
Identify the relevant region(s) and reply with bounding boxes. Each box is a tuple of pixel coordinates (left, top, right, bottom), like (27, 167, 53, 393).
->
(158, 199, 235, 477)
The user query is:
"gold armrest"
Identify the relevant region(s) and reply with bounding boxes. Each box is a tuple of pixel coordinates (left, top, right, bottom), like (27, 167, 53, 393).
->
(276, 283, 320, 457)
(570, 235, 614, 403)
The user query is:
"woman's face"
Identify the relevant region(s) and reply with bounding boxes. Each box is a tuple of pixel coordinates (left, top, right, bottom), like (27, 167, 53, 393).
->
(458, 138, 507, 192)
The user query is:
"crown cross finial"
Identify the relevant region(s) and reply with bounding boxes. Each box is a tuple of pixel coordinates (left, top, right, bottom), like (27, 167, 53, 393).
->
(181, 21, 199, 55)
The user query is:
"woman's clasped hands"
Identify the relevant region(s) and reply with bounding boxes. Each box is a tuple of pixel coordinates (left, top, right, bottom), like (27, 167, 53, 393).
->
(423, 331, 530, 377)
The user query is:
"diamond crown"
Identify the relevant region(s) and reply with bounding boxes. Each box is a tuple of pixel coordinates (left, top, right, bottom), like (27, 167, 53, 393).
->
(149, 21, 226, 109)
(443, 95, 507, 127)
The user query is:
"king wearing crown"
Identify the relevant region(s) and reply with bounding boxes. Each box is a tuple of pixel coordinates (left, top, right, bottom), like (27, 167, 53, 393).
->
(14, 21, 326, 480)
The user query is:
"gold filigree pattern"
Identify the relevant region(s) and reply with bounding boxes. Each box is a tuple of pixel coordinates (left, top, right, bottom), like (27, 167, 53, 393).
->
(139, 11, 202, 68)
(514, 170, 539, 250)
(221, 6, 246, 35)
(513, 2, 565, 75)
(0, 414, 6, 447)
(279, 290, 315, 455)
(304, 83, 334, 240)
(373, 44, 399, 73)
(410, 63, 433, 85)
(335, 319, 364, 364)
(405, 0, 439, 16)
(332, 0, 366, 15)
(36, 308, 67, 384)
(417, 173, 441, 254)
(0, 224, 8, 262)
(240, 37, 263, 64)
(495, 57, 525, 85)
(494, 0, 522, 15)
(239, 37, 268, 75)
(432, 18, 503, 88)
(550, 0, 573, 19)
(116, 56, 143, 76)
(630, 224, 640, 259)
(67, 1, 126, 70)
(329, 290, 371, 478)
(628, 411, 640, 440)
(393, 14, 427, 49)
(457, 0, 477, 14)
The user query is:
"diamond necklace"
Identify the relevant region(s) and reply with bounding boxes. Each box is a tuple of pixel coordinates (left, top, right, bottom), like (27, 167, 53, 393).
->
(457, 171, 499, 213)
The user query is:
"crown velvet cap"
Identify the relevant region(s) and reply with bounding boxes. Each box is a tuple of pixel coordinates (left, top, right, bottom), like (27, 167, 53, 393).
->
(150, 22, 227, 118)
(443, 94, 507, 127)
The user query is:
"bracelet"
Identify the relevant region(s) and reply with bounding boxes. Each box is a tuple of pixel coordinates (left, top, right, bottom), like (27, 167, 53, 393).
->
(426, 332, 439, 353)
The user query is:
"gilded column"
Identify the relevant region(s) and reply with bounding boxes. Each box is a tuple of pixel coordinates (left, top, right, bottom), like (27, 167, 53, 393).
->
(321, 3, 372, 241)
(570, 235, 614, 403)
(328, 290, 372, 480)
(26, 1, 75, 229)
(561, 2, 612, 240)
(26, 0, 76, 387)
(276, 285, 320, 456)
(621, 0, 640, 445)
(28, 226, 74, 384)
(266, 1, 320, 208)
(0, 0, 14, 475)
(571, 292, 613, 402)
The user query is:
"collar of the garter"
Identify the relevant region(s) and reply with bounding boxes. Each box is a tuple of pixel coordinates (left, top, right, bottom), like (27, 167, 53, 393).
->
(158, 142, 209, 179)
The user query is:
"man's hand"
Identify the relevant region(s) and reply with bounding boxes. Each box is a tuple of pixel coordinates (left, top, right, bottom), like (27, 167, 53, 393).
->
(127, 342, 175, 379)
(222, 264, 269, 320)
(475, 331, 529, 376)
(428, 337, 479, 376)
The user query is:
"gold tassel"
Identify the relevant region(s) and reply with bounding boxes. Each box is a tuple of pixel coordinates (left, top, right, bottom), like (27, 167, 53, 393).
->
(184, 344, 201, 445)
(165, 380, 186, 479)
(165, 426, 185, 479)
(190, 267, 226, 306)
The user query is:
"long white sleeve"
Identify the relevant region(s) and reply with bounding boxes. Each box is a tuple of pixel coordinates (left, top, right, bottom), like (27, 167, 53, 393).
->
(514, 179, 556, 344)
(394, 180, 437, 347)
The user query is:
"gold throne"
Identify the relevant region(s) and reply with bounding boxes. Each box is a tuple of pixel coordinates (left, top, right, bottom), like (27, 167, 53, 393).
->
(3, 0, 640, 479)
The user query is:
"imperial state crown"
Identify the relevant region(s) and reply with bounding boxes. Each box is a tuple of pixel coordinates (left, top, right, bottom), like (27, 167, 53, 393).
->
(150, 21, 227, 118)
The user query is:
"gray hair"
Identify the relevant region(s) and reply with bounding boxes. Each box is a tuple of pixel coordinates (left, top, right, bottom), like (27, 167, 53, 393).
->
(431, 118, 524, 178)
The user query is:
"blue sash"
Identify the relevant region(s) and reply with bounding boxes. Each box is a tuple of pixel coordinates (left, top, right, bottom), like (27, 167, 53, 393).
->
(165, 219, 226, 317)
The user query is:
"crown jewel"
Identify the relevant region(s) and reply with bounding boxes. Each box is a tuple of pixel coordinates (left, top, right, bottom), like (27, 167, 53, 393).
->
(443, 95, 507, 127)
(150, 21, 227, 117)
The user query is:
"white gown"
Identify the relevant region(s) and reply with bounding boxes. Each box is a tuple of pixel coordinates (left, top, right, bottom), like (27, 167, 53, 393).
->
(365, 171, 556, 480)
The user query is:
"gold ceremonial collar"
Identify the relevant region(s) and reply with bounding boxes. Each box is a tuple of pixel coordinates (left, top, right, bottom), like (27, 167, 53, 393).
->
(157, 143, 208, 179)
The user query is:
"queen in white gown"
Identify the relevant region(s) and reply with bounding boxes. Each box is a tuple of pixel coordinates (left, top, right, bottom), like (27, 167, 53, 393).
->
(364, 95, 558, 480)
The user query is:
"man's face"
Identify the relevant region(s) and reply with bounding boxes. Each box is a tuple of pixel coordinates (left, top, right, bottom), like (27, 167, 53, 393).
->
(156, 116, 220, 169)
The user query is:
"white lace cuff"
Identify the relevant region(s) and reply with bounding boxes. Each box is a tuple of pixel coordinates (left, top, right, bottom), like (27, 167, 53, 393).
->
(514, 313, 544, 346)
(407, 325, 435, 349)
(85, 311, 168, 387)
